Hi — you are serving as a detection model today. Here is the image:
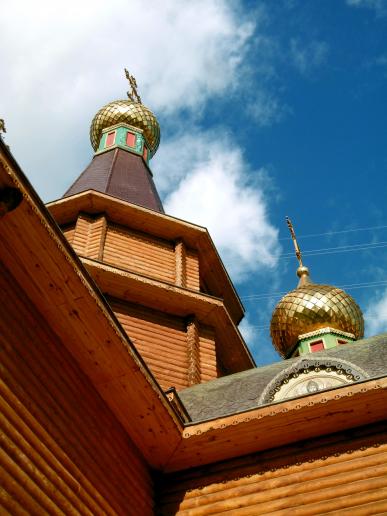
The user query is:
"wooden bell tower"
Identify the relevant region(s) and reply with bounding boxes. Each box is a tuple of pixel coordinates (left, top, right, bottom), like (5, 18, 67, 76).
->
(47, 72, 254, 391)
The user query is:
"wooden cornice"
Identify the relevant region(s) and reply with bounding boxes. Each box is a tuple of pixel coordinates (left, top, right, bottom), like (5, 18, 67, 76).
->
(48, 190, 209, 245)
(165, 376, 387, 472)
(0, 141, 182, 469)
(81, 257, 255, 372)
(47, 190, 245, 325)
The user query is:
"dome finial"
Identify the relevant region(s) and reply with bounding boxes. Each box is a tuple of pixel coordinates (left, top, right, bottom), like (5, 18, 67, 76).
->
(286, 215, 303, 267)
(124, 68, 142, 104)
(89, 70, 160, 155)
(286, 216, 311, 286)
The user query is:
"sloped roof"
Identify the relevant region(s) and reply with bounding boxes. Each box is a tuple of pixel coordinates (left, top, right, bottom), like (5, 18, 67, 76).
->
(64, 148, 164, 212)
(179, 333, 387, 421)
(0, 137, 181, 468)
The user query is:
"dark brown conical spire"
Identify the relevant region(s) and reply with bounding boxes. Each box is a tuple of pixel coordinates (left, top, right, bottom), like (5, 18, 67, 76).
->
(64, 70, 163, 213)
(64, 148, 164, 212)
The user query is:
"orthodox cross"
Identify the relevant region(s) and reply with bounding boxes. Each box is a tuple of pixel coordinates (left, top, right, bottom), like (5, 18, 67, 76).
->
(286, 216, 304, 268)
(125, 69, 142, 103)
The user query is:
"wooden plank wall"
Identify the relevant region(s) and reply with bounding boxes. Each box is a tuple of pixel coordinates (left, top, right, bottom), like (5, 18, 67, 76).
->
(70, 213, 106, 260)
(186, 250, 200, 291)
(110, 298, 190, 391)
(199, 326, 217, 383)
(62, 215, 218, 390)
(0, 262, 154, 515)
(62, 224, 75, 245)
(104, 223, 176, 284)
(110, 299, 219, 391)
(158, 422, 387, 515)
(65, 216, 201, 291)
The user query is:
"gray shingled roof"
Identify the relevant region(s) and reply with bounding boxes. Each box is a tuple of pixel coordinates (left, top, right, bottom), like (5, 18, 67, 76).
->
(179, 333, 387, 422)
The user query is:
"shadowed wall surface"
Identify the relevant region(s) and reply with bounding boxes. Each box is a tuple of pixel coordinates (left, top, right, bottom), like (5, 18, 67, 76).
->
(0, 261, 154, 515)
(157, 422, 387, 515)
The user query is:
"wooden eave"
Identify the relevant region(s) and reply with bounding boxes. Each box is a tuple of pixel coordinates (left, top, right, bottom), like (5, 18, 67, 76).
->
(165, 376, 387, 472)
(46, 190, 245, 325)
(81, 257, 255, 372)
(0, 142, 182, 469)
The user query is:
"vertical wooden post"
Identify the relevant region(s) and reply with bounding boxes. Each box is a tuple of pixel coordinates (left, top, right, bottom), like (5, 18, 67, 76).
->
(72, 213, 108, 260)
(175, 239, 187, 288)
(186, 316, 201, 386)
(97, 215, 107, 261)
(72, 213, 92, 256)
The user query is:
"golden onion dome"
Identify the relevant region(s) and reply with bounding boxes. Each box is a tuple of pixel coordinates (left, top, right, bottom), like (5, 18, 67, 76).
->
(90, 99, 160, 156)
(271, 217, 364, 358)
(270, 266, 364, 358)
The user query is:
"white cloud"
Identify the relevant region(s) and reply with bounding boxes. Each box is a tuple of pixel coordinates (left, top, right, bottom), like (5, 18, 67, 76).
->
(364, 289, 387, 335)
(0, 0, 255, 113)
(1, 0, 282, 284)
(239, 315, 280, 366)
(239, 317, 257, 344)
(347, 0, 387, 15)
(289, 38, 329, 76)
(0, 0, 257, 200)
(154, 130, 280, 281)
(248, 90, 289, 127)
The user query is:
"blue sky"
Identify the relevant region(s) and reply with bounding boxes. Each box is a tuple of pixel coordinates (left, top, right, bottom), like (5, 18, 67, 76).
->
(1, 0, 387, 365)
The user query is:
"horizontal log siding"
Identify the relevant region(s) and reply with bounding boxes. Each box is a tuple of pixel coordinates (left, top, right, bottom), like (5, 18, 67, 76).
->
(103, 223, 175, 284)
(199, 326, 217, 382)
(109, 298, 189, 391)
(71, 213, 91, 255)
(186, 249, 200, 291)
(0, 263, 153, 515)
(87, 215, 106, 260)
(158, 424, 387, 515)
(70, 214, 106, 260)
(62, 224, 75, 244)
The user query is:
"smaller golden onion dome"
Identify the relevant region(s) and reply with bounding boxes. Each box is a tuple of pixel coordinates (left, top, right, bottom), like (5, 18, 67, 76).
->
(270, 217, 364, 358)
(270, 266, 364, 357)
(90, 100, 160, 156)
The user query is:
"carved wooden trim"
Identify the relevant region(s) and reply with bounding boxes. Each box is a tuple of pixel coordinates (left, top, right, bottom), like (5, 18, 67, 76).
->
(186, 316, 201, 386)
(259, 357, 370, 404)
(175, 239, 187, 288)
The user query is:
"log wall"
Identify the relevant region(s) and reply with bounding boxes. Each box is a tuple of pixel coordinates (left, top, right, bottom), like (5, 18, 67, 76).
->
(110, 298, 189, 391)
(0, 262, 154, 515)
(186, 249, 200, 291)
(61, 215, 221, 390)
(62, 224, 75, 244)
(199, 326, 217, 383)
(104, 223, 176, 283)
(65, 216, 201, 291)
(158, 422, 387, 515)
(110, 299, 219, 391)
(70, 213, 106, 260)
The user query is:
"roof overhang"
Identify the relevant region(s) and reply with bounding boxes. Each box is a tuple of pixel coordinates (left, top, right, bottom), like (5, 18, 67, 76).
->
(47, 190, 245, 325)
(165, 375, 387, 472)
(0, 140, 182, 469)
(81, 257, 254, 372)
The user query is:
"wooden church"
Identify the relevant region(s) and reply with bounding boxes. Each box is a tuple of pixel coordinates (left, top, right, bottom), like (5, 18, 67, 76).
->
(0, 73, 386, 514)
